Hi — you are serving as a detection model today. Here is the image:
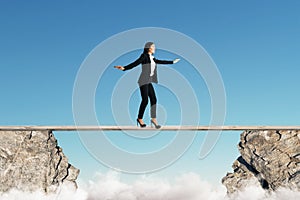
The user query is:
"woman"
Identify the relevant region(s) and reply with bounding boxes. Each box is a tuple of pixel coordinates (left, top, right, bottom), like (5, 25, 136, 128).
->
(114, 42, 180, 129)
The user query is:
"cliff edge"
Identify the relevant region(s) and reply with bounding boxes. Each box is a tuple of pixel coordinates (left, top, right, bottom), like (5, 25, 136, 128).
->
(0, 130, 79, 193)
(222, 130, 300, 194)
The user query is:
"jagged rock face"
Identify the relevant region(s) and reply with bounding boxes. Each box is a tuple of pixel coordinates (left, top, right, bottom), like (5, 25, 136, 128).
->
(0, 130, 79, 193)
(222, 130, 300, 194)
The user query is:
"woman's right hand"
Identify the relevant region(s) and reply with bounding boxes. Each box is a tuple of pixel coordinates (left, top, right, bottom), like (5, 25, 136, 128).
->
(114, 66, 125, 71)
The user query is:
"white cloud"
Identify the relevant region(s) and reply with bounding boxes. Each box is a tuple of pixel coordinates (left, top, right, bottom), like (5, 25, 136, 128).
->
(0, 171, 299, 200)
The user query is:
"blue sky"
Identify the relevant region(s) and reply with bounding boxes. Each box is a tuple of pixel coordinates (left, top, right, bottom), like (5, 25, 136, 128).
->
(1, 0, 300, 185)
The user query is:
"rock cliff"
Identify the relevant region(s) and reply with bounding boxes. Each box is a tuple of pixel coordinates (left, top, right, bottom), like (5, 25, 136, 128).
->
(222, 130, 300, 194)
(0, 130, 79, 193)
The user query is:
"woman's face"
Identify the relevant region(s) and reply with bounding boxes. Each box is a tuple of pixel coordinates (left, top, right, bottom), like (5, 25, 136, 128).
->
(149, 44, 155, 54)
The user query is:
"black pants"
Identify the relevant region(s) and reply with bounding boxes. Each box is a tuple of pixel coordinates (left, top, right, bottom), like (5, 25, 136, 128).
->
(138, 83, 157, 119)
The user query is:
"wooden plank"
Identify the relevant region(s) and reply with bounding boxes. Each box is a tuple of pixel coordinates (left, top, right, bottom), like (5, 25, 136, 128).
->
(0, 125, 300, 131)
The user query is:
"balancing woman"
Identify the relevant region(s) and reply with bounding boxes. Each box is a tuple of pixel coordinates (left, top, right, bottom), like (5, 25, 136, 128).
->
(114, 42, 180, 129)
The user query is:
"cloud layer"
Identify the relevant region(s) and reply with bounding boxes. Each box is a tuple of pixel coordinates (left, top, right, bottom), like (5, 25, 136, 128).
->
(0, 171, 299, 200)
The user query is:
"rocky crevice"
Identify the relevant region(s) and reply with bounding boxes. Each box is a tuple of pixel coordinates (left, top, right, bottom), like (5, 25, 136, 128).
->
(0, 130, 79, 193)
(222, 130, 300, 194)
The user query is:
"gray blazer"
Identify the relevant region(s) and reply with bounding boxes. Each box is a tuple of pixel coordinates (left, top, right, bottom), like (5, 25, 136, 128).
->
(123, 53, 174, 86)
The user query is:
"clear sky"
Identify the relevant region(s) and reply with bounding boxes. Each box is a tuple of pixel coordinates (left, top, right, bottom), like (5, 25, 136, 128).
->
(1, 0, 300, 186)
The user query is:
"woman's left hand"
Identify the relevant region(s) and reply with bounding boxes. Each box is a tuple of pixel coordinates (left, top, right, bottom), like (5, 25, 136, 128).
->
(173, 58, 180, 64)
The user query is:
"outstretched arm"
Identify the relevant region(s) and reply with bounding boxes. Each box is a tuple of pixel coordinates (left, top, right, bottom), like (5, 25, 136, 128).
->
(154, 58, 180, 64)
(124, 54, 145, 71)
(114, 54, 145, 71)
